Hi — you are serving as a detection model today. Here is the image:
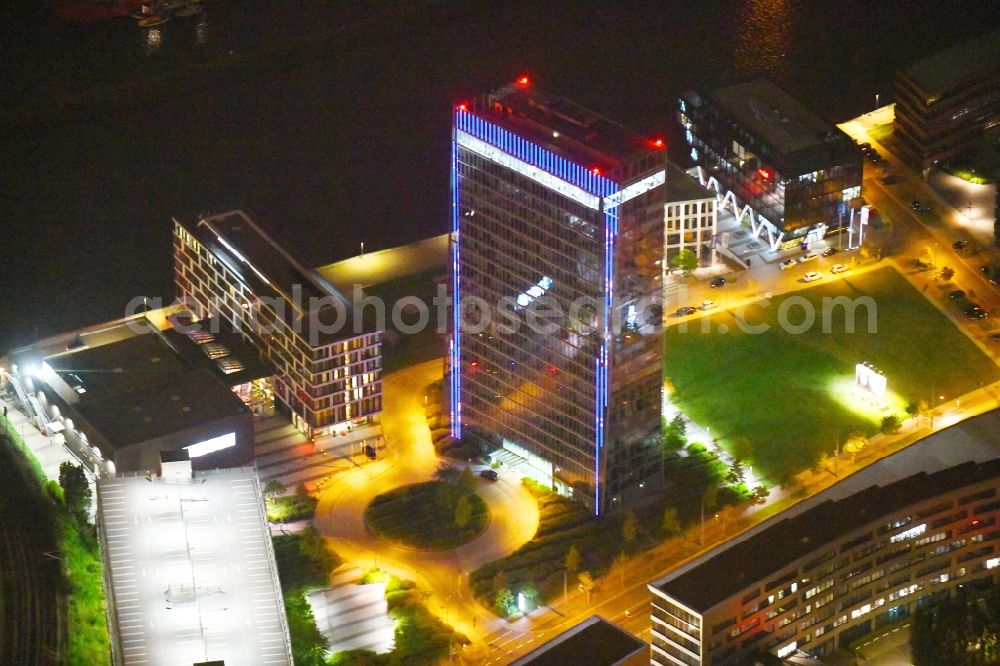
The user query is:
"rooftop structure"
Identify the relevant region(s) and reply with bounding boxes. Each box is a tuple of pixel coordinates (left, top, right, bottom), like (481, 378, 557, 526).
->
(648, 408, 1000, 664)
(453, 79, 667, 513)
(901, 27, 1000, 98)
(314, 233, 450, 297)
(510, 615, 647, 666)
(6, 312, 264, 474)
(679, 79, 862, 250)
(894, 28, 1000, 171)
(655, 459, 1000, 612)
(98, 468, 292, 665)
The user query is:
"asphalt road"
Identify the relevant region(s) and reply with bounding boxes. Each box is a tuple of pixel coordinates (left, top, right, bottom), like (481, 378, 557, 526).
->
(313, 358, 539, 648)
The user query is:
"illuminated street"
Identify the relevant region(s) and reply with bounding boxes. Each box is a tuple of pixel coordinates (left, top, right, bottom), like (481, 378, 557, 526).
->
(314, 358, 539, 644)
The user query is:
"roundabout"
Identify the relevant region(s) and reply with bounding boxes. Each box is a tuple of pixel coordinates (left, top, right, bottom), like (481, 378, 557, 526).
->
(313, 358, 540, 647)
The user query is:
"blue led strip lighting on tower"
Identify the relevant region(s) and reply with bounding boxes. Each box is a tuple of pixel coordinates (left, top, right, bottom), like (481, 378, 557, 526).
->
(450, 122, 462, 439)
(454, 111, 618, 198)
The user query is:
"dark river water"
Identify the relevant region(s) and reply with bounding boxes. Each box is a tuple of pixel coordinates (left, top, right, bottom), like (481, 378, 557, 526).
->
(2, 0, 999, 353)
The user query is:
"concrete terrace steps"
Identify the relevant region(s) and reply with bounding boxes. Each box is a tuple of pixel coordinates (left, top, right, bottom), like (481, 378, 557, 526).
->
(307, 566, 395, 656)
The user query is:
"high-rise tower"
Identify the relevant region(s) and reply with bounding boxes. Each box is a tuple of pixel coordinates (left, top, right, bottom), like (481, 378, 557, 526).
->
(451, 79, 667, 514)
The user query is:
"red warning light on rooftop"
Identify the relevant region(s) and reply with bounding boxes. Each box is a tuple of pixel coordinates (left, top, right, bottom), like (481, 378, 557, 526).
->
(516, 75, 530, 86)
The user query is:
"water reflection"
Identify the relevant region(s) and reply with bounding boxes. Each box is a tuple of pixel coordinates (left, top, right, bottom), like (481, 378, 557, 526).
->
(144, 28, 164, 56)
(731, 0, 792, 79)
(196, 13, 209, 45)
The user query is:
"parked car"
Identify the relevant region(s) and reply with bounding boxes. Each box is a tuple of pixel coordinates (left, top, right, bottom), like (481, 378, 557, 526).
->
(699, 300, 717, 311)
(949, 289, 966, 301)
(953, 239, 970, 250)
(802, 272, 822, 283)
(674, 306, 697, 316)
(831, 264, 849, 274)
(479, 469, 499, 481)
(910, 200, 922, 211)
(780, 258, 797, 271)
(965, 305, 988, 320)
(879, 174, 900, 185)
(857, 142, 872, 151)
(990, 333, 1000, 342)
(799, 253, 819, 263)
(710, 276, 727, 288)
(821, 247, 838, 257)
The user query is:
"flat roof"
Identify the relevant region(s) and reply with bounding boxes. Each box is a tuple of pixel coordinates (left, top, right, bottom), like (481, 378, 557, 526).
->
(652, 408, 1000, 613)
(75, 368, 248, 449)
(314, 233, 449, 296)
(510, 615, 647, 666)
(98, 469, 292, 665)
(901, 28, 1000, 95)
(41, 331, 254, 450)
(475, 80, 660, 173)
(706, 79, 843, 157)
(666, 161, 712, 203)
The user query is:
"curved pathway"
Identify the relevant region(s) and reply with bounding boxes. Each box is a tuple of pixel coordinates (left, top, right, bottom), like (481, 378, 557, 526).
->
(314, 358, 538, 643)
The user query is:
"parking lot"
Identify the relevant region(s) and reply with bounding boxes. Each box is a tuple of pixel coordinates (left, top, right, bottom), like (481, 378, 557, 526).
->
(98, 469, 292, 665)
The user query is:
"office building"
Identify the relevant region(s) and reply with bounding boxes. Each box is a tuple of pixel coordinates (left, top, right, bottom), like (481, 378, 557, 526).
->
(5, 309, 265, 474)
(894, 28, 1000, 173)
(451, 79, 668, 513)
(664, 162, 718, 268)
(678, 79, 863, 251)
(649, 458, 1000, 665)
(511, 615, 648, 666)
(173, 210, 382, 438)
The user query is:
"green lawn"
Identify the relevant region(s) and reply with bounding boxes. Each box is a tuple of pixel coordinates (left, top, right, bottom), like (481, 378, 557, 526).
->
(365, 480, 488, 550)
(664, 267, 1000, 483)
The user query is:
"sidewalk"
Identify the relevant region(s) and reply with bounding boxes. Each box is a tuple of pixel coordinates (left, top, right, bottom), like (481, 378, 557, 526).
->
(0, 395, 79, 481)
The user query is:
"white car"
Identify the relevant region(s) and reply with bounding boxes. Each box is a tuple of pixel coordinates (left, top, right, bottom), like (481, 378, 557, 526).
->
(802, 272, 822, 283)
(831, 263, 849, 274)
(798, 253, 819, 263)
(779, 259, 797, 271)
(699, 300, 717, 311)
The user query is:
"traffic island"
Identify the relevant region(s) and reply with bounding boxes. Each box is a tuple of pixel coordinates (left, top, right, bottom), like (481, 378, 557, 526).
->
(363, 475, 488, 550)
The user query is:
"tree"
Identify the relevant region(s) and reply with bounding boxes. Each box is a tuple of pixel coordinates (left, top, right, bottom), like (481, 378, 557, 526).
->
(59, 462, 91, 524)
(843, 432, 869, 459)
(671, 248, 699, 272)
(611, 551, 628, 587)
(622, 510, 638, 549)
(577, 571, 595, 603)
(670, 413, 686, 437)
(454, 495, 472, 528)
(912, 586, 1000, 666)
(565, 544, 581, 575)
(661, 507, 680, 537)
(263, 479, 286, 500)
(939, 266, 955, 282)
(726, 459, 745, 484)
(750, 485, 769, 505)
(663, 413, 688, 453)
(494, 588, 515, 616)
(458, 466, 477, 496)
(881, 413, 902, 434)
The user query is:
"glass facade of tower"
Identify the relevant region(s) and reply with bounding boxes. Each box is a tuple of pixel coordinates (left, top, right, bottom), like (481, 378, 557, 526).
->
(451, 88, 666, 513)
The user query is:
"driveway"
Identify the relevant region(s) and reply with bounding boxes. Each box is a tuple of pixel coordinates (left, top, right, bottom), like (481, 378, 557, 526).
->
(313, 358, 538, 643)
